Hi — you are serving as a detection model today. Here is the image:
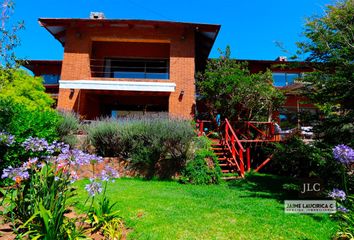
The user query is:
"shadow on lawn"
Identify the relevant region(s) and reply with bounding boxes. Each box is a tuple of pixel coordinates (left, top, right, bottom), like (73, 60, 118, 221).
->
(227, 172, 300, 201)
(227, 173, 336, 224)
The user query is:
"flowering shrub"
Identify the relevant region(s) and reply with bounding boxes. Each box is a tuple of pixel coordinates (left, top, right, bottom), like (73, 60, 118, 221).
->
(329, 188, 354, 239)
(333, 144, 354, 166)
(0, 135, 121, 239)
(330, 144, 354, 239)
(0, 132, 15, 146)
(329, 188, 347, 201)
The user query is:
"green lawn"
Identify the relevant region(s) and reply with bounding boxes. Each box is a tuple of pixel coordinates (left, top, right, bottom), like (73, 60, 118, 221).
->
(74, 174, 337, 240)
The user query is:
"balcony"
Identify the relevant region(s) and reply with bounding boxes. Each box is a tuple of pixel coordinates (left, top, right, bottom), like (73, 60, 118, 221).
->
(90, 58, 169, 80)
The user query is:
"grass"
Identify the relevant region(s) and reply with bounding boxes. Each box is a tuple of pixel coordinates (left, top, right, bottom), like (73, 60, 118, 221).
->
(73, 173, 337, 240)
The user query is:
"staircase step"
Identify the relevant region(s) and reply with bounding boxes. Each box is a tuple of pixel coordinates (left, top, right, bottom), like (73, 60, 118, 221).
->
(222, 176, 243, 180)
(211, 143, 221, 146)
(218, 157, 227, 161)
(211, 148, 223, 151)
(222, 169, 232, 173)
(215, 152, 224, 156)
(219, 163, 229, 167)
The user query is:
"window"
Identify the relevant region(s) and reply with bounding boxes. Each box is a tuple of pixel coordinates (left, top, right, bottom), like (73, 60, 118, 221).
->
(41, 74, 60, 85)
(104, 58, 169, 79)
(272, 72, 301, 87)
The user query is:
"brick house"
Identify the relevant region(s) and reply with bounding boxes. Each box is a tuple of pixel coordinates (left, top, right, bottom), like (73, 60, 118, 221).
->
(23, 14, 316, 124)
(23, 14, 220, 119)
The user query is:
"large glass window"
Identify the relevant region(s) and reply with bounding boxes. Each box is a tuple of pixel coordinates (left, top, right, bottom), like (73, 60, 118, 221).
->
(41, 74, 60, 85)
(103, 58, 169, 79)
(272, 72, 301, 87)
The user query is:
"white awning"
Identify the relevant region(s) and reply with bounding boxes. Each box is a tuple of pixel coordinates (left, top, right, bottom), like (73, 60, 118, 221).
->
(59, 80, 176, 92)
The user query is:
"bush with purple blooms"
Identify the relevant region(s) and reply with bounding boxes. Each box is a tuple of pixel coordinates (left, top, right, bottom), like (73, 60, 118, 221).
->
(330, 144, 354, 239)
(0, 135, 121, 239)
(333, 144, 354, 166)
(328, 188, 354, 239)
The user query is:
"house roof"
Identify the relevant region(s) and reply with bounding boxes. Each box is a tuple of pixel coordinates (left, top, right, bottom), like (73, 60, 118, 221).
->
(38, 18, 220, 71)
(22, 60, 62, 72)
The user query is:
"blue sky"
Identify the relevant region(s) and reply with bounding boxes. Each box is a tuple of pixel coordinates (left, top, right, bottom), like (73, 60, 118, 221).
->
(12, 0, 331, 61)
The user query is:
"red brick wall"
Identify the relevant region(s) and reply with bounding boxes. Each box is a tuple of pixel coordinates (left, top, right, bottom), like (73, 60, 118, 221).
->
(92, 41, 170, 59)
(57, 25, 196, 119)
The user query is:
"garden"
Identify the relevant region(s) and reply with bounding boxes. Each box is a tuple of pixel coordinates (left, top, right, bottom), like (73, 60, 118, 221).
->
(1, 0, 354, 239)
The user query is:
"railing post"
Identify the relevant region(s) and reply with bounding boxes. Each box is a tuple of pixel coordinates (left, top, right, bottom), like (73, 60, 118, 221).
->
(225, 123, 229, 141)
(231, 135, 235, 157)
(199, 121, 204, 136)
(239, 149, 244, 177)
(246, 148, 251, 172)
(269, 123, 275, 140)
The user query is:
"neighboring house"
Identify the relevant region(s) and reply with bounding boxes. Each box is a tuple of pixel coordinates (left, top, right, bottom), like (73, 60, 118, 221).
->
(22, 13, 317, 122)
(239, 59, 318, 127)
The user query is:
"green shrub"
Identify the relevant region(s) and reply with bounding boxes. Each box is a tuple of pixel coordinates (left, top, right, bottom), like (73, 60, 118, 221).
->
(57, 110, 80, 147)
(86, 117, 196, 179)
(0, 97, 60, 143)
(0, 98, 61, 181)
(181, 137, 222, 185)
(266, 137, 347, 189)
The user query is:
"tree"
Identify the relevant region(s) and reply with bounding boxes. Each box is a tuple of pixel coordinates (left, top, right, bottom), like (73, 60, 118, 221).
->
(0, 0, 24, 69)
(0, 69, 54, 109)
(297, 0, 354, 145)
(197, 46, 284, 122)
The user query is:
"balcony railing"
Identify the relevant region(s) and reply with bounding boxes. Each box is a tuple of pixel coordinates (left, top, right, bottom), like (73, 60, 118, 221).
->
(90, 58, 169, 80)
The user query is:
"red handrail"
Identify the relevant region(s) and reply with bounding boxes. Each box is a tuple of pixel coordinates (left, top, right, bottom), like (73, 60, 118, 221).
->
(225, 119, 245, 151)
(224, 118, 245, 177)
(247, 122, 267, 138)
(245, 121, 276, 140)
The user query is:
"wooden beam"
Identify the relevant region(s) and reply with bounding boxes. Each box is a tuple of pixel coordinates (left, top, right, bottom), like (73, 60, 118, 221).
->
(91, 37, 171, 43)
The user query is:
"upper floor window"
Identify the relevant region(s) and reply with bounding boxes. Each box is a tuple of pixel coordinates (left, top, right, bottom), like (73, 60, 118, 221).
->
(91, 58, 169, 80)
(272, 72, 302, 87)
(41, 74, 60, 85)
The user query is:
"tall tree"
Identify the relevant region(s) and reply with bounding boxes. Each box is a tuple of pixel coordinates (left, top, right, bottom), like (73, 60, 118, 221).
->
(297, 0, 354, 145)
(0, 0, 24, 69)
(197, 46, 284, 122)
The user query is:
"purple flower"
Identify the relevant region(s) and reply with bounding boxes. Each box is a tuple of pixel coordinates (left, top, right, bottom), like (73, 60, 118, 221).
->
(57, 149, 103, 167)
(70, 171, 79, 183)
(329, 188, 346, 201)
(99, 166, 119, 182)
(0, 132, 15, 146)
(337, 206, 350, 213)
(85, 179, 103, 196)
(47, 141, 69, 154)
(1, 166, 30, 183)
(22, 137, 49, 152)
(333, 144, 354, 165)
(22, 157, 39, 168)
